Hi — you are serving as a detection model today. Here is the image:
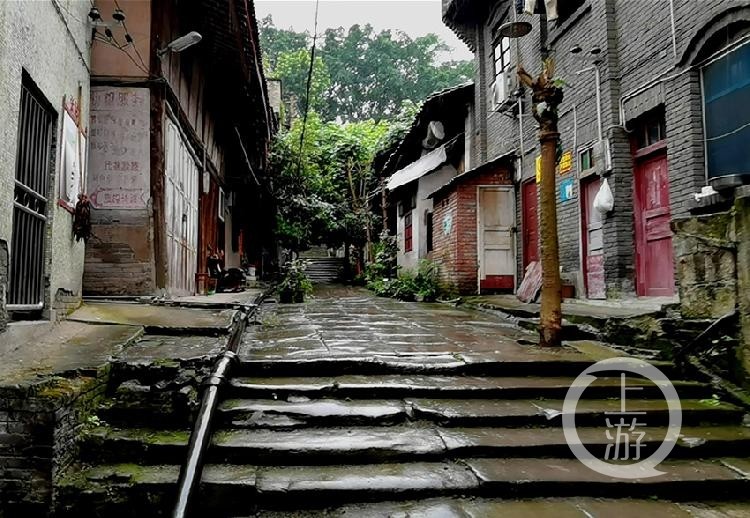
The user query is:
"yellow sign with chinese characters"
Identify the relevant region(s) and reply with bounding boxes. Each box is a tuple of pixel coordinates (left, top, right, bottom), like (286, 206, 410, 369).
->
(535, 155, 541, 183)
(559, 150, 573, 174)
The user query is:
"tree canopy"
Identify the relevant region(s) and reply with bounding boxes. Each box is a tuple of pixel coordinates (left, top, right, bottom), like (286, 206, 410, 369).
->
(270, 114, 390, 253)
(260, 16, 472, 123)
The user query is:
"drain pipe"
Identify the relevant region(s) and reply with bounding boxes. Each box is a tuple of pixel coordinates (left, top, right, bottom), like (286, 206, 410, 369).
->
(172, 308, 249, 518)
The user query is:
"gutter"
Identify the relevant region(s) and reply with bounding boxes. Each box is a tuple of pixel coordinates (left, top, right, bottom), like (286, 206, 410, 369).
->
(171, 298, 258, 517)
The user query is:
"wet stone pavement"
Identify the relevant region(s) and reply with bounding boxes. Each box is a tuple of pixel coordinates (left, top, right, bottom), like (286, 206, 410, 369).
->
(240, 286, 593, 366)
(58, 287, 750, 517)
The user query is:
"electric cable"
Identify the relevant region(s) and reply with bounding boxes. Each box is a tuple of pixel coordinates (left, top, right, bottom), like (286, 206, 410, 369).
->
(296, 0, 321, 177)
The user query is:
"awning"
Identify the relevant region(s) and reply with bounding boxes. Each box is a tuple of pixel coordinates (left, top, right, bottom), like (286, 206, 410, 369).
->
(386, 145, 448, 191)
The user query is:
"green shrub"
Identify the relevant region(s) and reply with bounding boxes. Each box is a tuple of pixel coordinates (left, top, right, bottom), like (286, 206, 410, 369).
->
(278, 259, 314, 296)
(391, 271, 418, 301)
(413, 260, 440, 301)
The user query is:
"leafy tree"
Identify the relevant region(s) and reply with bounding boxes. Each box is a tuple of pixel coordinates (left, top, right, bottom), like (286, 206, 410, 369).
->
(270, 112, 389, 262)
(259, 19, 473, 123)
(272, 49, 331, 116)
(259, 15, 309, 73)
(319, 25, 472, 122)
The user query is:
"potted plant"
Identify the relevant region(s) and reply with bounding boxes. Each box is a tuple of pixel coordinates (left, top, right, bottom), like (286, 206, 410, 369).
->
(278, 259, 313, 303)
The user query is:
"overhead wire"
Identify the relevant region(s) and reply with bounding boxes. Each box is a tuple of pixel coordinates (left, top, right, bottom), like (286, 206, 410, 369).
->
(112, 0, 150, 71)
(296, 0, 321, 177)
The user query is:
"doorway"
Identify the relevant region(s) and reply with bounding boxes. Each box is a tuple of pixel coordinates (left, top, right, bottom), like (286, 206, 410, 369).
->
(521, 180, 539, 270)
(9, 80, 55, 313)
(581, 176, 605, 299)
(477, 186, 515, 292)
(633, 150, 674, 296)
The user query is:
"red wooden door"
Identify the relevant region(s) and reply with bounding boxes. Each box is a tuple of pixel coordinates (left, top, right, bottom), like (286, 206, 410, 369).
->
(581, 177, 605, 299)
(521, 180, 539, 269)
(634, 152, 675, 296)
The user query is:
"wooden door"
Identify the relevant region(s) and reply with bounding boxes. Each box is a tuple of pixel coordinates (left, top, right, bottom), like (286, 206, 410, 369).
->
(634, 152, 674, 296)
(581, 176, 605, 299)
(521, 180, 539, 269)
(165, 118, 199, 295)
(478, 187, 515, 291)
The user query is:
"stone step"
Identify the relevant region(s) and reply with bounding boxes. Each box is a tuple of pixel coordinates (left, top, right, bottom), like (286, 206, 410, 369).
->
(237, 356, 639, 377)
(247, 497, 750, 518)
(229, 374, 711, 400)
(217, 398, 742, 429)
(56, 458, 750, 515)
(81, 425, 750, 466)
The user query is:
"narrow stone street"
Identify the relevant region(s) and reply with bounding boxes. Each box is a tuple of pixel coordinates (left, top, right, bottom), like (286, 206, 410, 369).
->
(56, 287, 750, 516)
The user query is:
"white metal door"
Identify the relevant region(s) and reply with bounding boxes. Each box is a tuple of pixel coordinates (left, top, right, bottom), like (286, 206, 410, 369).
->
(477, 186, 515, 292)
(164, 118, 199, 295)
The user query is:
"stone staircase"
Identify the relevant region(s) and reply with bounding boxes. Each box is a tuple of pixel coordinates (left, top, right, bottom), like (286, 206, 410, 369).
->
(303, 257, 345, 284)
(55, 354, 750, 516)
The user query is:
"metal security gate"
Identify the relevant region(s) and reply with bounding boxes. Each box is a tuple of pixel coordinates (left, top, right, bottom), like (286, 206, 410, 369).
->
(164, 117, 199, 295)
(9, 82, 55, 310)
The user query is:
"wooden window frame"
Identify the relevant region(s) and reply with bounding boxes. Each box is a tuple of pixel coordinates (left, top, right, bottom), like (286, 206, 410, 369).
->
(493, 36, 511, 84)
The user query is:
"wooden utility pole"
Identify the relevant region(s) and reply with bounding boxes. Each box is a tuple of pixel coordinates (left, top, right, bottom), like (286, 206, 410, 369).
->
(518, 59, 564, 347)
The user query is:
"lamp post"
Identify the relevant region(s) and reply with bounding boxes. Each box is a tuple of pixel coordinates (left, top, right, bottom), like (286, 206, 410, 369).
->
(500, 21, 564, 347)
(520, 60, 564, 347)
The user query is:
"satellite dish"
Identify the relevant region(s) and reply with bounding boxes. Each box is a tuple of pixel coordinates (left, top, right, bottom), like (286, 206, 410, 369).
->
(423, 121, 445, 149)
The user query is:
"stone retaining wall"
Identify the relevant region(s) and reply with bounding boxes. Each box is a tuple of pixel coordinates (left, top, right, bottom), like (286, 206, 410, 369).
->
(0, 374, 108, 515)
(673, 187, 750, 385)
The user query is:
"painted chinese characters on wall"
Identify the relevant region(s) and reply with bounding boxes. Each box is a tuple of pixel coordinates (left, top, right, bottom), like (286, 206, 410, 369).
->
(88, 87, 150, 209)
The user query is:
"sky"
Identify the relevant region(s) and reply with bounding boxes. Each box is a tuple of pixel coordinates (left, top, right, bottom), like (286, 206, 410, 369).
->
(254, 0, 474, 62)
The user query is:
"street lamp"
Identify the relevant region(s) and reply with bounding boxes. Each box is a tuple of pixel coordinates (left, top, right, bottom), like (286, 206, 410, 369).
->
(157, 31, 202, 58)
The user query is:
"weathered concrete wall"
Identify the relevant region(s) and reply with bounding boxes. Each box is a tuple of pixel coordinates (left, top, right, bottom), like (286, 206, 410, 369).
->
(673, 212, 736, 320)
(83, 210, 155, 295)
(735, 191, 750, 384)
(673, 188, 750, 383)
(0, 0, 91, 318)
(83, 86, 155, 295)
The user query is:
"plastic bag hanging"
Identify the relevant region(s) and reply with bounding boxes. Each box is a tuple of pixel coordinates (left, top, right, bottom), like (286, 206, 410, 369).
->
(593, 178, 614, 214)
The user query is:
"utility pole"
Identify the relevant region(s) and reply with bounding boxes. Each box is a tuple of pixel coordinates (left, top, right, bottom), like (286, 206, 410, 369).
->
(518, 59, 564, 347)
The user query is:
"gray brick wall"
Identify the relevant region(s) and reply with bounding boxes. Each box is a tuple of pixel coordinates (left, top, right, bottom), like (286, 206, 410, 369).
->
(0, 0, 91, 318)
(449, 0, 750, 298)
(0, 375, 107, 515)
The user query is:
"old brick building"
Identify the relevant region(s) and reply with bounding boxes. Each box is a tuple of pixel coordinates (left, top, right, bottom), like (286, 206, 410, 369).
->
(0, 0, 92, 328)
(85, 0, 274, 297)
(443, 0, 750, 299)
(429, 155, 514, 293)
(382, 84, 472, 274)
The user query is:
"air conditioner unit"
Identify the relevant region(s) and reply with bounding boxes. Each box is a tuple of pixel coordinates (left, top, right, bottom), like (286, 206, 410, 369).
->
(491, 72, 511, 111)
(422, 121, 445, 149)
